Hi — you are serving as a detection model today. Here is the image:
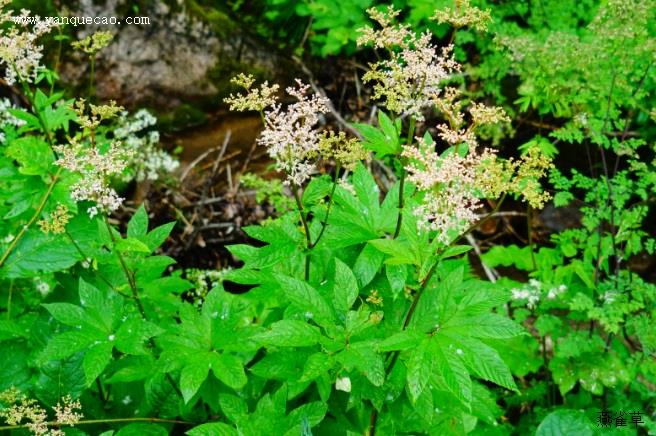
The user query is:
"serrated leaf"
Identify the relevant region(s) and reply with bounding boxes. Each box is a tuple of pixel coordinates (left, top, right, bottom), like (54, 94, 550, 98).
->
(219, 394, 248, 423)
(6, 136, 53, 176)
(302, 175, 332, 207)
(34, 353, 86, 406)
(445, 313, 525, 339)
(406, 341, 432, 402)
(275, 275, 333, 326)
(536, 410, 594, 436)
(41, 331, 98, 361)
(210, 353, 247, 389)
(187, 422, 237, 436)
(128, 205, 149, 237)
(433, 343, 472, 408)
(300, 353, 333, 383)
(180, 359, 210, 403)
(115, 237, 151, 253)
(43, 303, 89, 327)
(333, 258, 358, 313)
(377, 331, 423, 352)
(441, 245, 473, 259)
(83, 342, 113, 385)
(254, 320, 321, 347)
(353, 243, 385, 288)
(353, 123, 398, 157)
(115, 318, 163, 355)
(143, 222, 175, 251)
(440, 335, 517, 392)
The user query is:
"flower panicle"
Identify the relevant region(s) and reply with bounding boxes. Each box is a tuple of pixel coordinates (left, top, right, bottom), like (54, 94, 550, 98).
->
(71, 31, 114, 55)
(224, 73, 280, 113)
(0, 1, 56, 85)
(257, 79, 330, 186)
(358, 7, 460, 120)
(432, 0, 492, 32)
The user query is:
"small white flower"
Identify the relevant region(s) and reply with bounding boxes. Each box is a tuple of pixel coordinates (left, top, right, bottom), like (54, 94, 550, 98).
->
(257, 80, 329, 186)
(335, 376, 352, 392)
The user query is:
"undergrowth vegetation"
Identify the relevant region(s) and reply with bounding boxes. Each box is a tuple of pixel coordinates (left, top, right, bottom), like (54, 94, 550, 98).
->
(0, 0, 655, 435)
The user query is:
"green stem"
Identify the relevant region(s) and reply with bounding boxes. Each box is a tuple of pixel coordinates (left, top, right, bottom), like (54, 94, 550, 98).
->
(0, 417, 195, 431)
(64, 230, 121, 295)
(88, 56, 95, 100)
(0, 167, 62, 269)
(393, 117, 416, 239)
(527, 205, 537, 270)
(312, 166, 341, 248)
(103, 216, 144, 317)
(292, 187, 312, 281)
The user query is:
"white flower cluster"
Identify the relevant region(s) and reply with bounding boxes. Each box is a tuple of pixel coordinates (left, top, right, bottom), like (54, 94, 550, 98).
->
(113, 109, 179, 182)
(0, 0, 55, 85)
(358, 7, 460, 120)
(402, 137, 497, 243)
(257, 80, 330, 186)
(510, 279, 567, 309)
(0, 97, 26, 143)
(54, 139, 132, 218)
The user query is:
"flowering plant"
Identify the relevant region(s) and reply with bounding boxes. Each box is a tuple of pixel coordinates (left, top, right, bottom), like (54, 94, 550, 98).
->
(0, 0, 654, 435)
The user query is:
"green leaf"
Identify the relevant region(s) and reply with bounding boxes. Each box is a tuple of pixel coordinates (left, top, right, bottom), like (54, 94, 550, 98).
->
(378, 111, 399, 150)
(353, 123, 393, 157)
(180, 360, 210, 403)
(41, 331, 98, 361)
(536, 410, 594, 436)
(433, 343, 472, 408)
(43, 303, 89, 327)
(34, 354, 86, 406)
(300, 353, 333, 383)
(115, 237, 151, 253)
(6, 137, 53, 176)
(406, 341, 432, 402)
(440, 336, 517, 392)
(143, 222, 175, 251)
(275, 275, 333, 326)
(186, 423, 237, 436)
(83, 342, 113, 385)
(115, 318, 163, 355)
(333, 258, 359, 314)
(219, 393, 248, 423)
(441, 245, 473, 259)
(2, 232, 79, 278)
(128, 205, 149, 237)
(386, 264, 407, 297)
(116, 423, 168, 436)
(8, 108, 40, 129)
(353, 243, 385, 288)
(445, 314, 525, 339)
(369, 238, 417, 266)
(352, 163, 380, 215)
(302, 175, 332, 207)
(377, 331, 423, 352)
(210, 353, 247, 389)
(254, 320, 321, 347)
